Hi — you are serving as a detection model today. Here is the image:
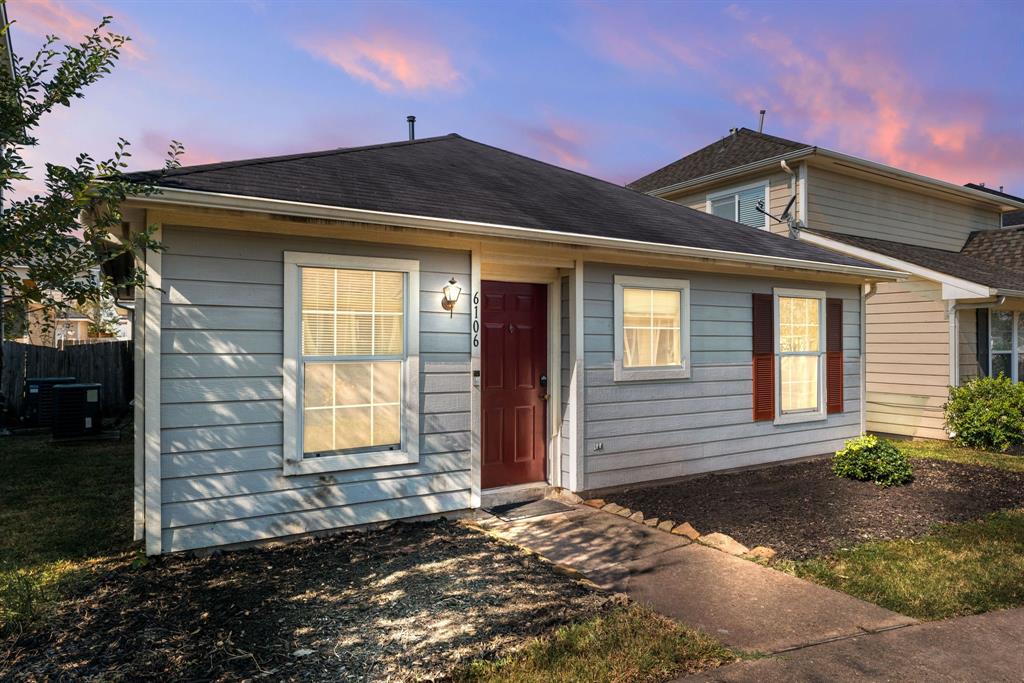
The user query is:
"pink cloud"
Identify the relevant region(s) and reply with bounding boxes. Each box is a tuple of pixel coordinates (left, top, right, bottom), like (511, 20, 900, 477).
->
(8, 0, 147, 60)
(297, 28, 462, 93)
(579, 6, 713, 75)
(521, 115, 591, 171)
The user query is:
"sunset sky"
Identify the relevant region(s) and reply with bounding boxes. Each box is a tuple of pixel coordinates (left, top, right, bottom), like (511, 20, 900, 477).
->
(8, 0, 1024, 197)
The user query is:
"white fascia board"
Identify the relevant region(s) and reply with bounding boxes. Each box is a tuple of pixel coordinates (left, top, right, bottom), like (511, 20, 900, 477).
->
(646, 148, 816, 199)
(132, 187, 904, 281)
(797, 230, 989, 299)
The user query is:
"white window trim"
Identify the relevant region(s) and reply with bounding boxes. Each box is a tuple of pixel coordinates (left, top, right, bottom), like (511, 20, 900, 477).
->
(282, 251, 420, 476)
(613, 274, 691, 382)
(988, 309, 1020, 382)
(705, 180, 771, 231)
(773, 287, 827, 425)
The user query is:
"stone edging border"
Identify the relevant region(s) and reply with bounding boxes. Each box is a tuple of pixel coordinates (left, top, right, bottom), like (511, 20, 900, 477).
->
(575, 495, 777, 562)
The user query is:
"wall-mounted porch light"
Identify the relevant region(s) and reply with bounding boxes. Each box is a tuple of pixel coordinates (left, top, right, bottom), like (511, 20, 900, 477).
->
(441, 277, 462, 317)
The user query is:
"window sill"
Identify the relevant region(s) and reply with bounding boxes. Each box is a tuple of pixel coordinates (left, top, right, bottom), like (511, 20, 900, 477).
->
(613, 361, 691, 383)
(773, 410, 827, 426)
(284, 449, 419, 476)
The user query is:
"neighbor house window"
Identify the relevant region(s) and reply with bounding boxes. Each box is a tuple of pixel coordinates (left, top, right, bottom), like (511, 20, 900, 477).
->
(774, 288, 826, 423)
(989, 310, 1024, 381)
(283, 252, 420, 475)
(613, 275, 690, 381)
(707, 182, 770, 230)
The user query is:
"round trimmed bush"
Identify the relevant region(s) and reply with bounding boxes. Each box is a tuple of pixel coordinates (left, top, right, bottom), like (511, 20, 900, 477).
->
(832, 435, 913, 487)
(945, 375, 1024, 452)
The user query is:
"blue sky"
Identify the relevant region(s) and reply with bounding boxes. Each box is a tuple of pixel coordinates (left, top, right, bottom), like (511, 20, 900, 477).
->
(9, 0, 1024, 196)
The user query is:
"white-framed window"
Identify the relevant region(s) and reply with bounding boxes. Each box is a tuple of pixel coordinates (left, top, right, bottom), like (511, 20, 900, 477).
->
(989, 310, 1024, 381)
(282, 252, 420, 476)
(706, 181, 771, 230)
(613, 275, 691, 382)
(774, 288, 826, 424)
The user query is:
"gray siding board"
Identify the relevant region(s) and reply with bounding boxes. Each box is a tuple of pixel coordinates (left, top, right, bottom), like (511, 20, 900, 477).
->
(158, 226, 472, 552)
(580, 261, 861, 490)
(162, 490, 468, 553)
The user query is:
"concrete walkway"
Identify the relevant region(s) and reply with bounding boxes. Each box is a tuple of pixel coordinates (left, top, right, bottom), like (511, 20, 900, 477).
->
(479, 504, 916, 653)
(687, 606, 1024, 682)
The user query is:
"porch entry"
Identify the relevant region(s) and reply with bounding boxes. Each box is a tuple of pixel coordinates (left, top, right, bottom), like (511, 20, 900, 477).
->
(480, 281, 548, 489)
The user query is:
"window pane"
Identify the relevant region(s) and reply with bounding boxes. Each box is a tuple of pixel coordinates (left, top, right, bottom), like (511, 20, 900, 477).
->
(737, 186, 764, 228)
(623, 328, 652, 367)
(302, 268, 335, 311)
(335, 313, 373, 355)
(623, 288, 650, 327)
(302, 313, 334, 356)
(336, 270, 374, 312)
(781, 355, 818, 412)
(374, 271, 404, 313)
(992, 352, 1012, 379)
(335, 406, 372, 450)
(373, 362, 402, 404)
(334, 362, 371, 407)
(373, 404, 401, 446)
(303, 363, 334, 408)
(992, 311, 1013, 351)
(373, 315, 404, 355)
(651, 290, 680, 328)
(779, 297, 820, 352)
(303, 408, 334, 453)
(710, 195, 735, 220)
(653, 329, 680, 366)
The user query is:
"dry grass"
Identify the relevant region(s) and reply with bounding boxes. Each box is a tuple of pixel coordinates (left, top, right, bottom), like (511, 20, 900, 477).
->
(454, 603, 736, 683)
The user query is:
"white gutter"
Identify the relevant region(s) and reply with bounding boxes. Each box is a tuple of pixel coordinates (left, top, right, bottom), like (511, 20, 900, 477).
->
(646, 145, 1024, 212)
(646, 148, 816, 198)
(133, 187, 904, 281)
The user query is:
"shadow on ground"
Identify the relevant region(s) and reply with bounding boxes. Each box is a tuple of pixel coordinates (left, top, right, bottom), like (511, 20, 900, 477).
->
(1, 520, 614, 681)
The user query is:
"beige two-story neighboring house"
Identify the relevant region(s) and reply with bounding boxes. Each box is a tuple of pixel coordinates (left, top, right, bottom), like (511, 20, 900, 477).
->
(631, 128, 1024, 440)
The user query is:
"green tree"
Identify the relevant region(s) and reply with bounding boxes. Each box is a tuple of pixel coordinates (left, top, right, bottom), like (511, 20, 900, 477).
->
(0, 6, 181, 413)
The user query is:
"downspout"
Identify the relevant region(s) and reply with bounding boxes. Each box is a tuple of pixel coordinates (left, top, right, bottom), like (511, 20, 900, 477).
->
(860, 282, 878, 434)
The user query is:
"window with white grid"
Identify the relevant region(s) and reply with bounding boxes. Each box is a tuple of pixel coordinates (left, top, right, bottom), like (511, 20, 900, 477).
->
(776, 290, 825, 415)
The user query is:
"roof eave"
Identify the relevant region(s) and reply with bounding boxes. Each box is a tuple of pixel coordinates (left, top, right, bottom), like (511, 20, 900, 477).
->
(128, 186, 903, 281)
(643, 147, 817, 198)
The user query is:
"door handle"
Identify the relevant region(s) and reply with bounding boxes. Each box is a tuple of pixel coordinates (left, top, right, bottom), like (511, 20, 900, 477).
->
(540, 374, 548, 400)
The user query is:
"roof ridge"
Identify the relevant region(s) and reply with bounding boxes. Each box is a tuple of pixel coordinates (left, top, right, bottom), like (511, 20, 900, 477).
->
(734, 127, 809, 149)
(133, 133, 461, 178)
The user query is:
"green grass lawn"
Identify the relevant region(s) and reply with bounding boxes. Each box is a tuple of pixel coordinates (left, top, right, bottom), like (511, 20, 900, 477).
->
(785, 510, 1024, 620)
(0, 433, 135, 634)
(897, 439, 1024, 473)
(455, 604, 736, 683)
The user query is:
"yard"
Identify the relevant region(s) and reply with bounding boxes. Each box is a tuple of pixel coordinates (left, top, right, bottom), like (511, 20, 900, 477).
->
(608, 442, 1024, 620)
(0, 434, 733, 681)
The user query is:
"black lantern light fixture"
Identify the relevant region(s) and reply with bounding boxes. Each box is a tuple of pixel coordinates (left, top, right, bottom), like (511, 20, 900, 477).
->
(441, 277, 462, 317)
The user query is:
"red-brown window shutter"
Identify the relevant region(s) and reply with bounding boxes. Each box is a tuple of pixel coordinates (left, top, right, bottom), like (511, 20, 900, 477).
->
(826, 298, 844, 414)
(752, 293, 774, 421)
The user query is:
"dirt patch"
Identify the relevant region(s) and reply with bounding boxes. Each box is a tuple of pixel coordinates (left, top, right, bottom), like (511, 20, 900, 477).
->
(609, 458, 1024, 560)
(1, 520, 616, 681)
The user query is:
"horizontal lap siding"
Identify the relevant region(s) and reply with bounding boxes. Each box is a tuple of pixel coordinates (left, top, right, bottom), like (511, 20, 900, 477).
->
(158, 226, 472, 552)
(807, 167, 998, 251)
(582, 262, 861, 490)
(863, 278, 950, 440)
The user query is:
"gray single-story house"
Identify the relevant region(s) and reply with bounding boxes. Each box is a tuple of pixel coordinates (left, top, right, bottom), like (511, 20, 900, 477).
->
(119, 133, 901, 555)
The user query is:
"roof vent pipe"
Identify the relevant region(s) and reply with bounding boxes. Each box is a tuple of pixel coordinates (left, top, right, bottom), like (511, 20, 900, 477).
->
(407, 115, 416, 141)
(758, 109, 766, 133)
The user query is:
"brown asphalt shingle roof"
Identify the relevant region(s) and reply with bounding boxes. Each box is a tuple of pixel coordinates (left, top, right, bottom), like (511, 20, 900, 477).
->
(628, 128, 811, 194)
(129, 133, 876, 270)
(810, 230, 1024, 293)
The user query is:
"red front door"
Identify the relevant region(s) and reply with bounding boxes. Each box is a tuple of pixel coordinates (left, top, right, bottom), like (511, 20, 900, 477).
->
(481, 281, 548, 489)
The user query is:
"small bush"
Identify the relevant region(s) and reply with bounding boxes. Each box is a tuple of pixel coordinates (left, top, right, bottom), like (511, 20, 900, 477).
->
(945, 375, 1024, 452)
(833, 435, 913, 487)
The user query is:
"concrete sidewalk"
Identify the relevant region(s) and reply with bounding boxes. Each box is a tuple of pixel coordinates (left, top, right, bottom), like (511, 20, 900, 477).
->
(480, 504, 915, 653)
(687, 606, 1024, 682)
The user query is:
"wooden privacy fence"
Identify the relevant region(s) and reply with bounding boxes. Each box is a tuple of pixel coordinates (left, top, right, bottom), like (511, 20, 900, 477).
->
(1, 340, 133, 419)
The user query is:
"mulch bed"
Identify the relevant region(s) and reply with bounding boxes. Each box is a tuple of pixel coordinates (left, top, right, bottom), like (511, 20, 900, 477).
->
(1, 520, 616, 681)
(609, 458, 1024, 560)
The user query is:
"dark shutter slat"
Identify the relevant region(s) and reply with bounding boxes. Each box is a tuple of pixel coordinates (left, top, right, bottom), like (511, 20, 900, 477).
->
(826, 298, 844, 414)
(752, 293, 774, 421)
(977, 308, 989, 378)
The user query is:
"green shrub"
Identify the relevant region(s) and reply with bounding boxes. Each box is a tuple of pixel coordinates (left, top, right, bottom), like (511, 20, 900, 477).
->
(833, 435, 913, 487)
(945, 375, 1024, 452)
